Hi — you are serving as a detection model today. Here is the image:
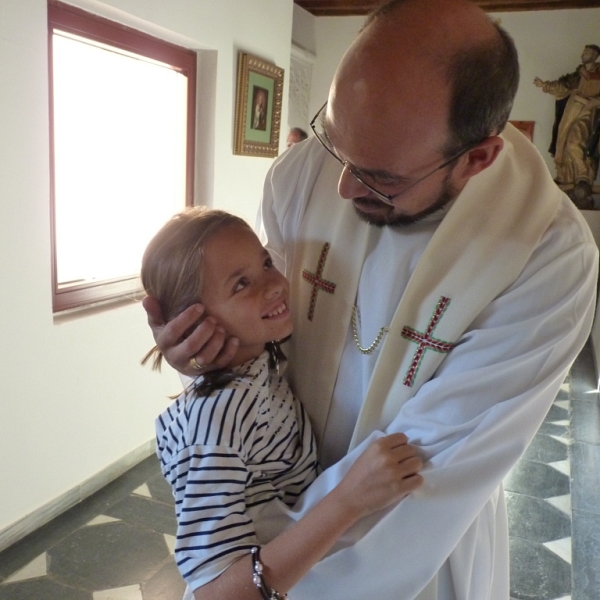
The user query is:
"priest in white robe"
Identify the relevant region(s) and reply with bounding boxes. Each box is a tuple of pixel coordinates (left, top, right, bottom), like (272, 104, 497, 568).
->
(253, 1, 598, 599)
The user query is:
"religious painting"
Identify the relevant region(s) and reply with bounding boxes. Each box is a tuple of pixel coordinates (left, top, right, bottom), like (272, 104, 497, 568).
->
(234, 52, 284, 157)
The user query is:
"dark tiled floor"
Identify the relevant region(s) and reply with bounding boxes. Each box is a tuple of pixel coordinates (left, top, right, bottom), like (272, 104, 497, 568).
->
(1, 343, 599, 600)
(0, 459, 185, 600)
(505, 341, 600, 600)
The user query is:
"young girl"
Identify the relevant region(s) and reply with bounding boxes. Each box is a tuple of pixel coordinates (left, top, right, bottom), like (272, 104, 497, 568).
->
(141, 206, 423, 600)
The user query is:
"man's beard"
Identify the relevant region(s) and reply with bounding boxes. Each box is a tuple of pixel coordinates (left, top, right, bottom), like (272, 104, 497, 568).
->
(352, 171, 459, 228)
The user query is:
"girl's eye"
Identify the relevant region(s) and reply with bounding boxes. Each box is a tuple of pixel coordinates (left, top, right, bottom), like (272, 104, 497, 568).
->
(233, 278, 249, 293)
(264, 257, 273, 270)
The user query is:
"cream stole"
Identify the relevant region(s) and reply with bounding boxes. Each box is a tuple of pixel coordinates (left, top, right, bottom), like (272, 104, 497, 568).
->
(285, 124, 562, 450)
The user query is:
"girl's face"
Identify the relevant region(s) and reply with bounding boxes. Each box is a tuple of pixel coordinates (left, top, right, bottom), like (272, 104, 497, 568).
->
(201, 224, 293, 366)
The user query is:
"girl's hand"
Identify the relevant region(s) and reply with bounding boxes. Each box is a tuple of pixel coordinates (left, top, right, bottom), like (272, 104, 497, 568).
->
(331, 433, 423, 519)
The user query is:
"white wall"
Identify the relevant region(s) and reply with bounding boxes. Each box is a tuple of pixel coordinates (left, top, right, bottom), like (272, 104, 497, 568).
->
(309, 14, 363, 120)
(292, 3, 316, 56)
(0, 0, 293, 545)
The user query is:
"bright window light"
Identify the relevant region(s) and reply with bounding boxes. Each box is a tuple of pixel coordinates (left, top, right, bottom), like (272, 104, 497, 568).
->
(48, 0, 196, 312)
(52, 31, 187, 287)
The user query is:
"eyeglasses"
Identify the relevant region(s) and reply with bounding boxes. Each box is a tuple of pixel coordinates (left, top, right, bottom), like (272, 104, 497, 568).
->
(309, 101, 473, 206)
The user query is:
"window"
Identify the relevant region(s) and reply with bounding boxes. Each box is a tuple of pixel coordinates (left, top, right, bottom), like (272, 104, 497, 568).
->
(48, 0, 196, 312)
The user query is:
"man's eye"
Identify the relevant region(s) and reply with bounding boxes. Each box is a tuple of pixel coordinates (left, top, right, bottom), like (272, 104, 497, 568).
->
(374, 177, 404, 188)
(354, 169, 401, 188)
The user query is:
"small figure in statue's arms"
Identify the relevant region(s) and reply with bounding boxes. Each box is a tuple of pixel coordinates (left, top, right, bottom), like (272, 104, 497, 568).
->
(534, 44, 600, 209)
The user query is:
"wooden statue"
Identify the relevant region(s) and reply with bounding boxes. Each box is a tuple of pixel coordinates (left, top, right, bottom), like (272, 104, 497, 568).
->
(534, 44, 600, 209)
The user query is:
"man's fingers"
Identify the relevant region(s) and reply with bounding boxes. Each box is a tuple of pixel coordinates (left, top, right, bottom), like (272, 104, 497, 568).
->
(211, 336, 240, 370)
(185, 332, 239, 376)
(141, 301, 237, 376)
(156, 304, 205, 347)
(193, 325, 227, 367)
(142, 296, 164, 329)
(176, 315, 220, 361)
(176, 320, 238, 374)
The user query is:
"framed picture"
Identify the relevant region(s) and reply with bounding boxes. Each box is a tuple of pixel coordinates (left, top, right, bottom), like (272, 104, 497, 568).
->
(234, 52, 284, 157)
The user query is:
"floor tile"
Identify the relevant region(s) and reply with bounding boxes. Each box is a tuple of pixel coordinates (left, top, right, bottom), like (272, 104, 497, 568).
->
(4, 553, 47, 583)
(549, 434, 571, 446)
(569, 352, 597, 397)
(47, 522, 170, 592)
(509, 537, 571, 600)
(146, 473, 175, 506)
(506, 492, 571, 543)
(0, 456, 162, 583)
(570, 399, 600, 444)
(163, 535, 176, 555)
(132, 485, 152, 499)
(521, 434, 569, 464)
(544, 404, 569, 423)
(86, 516, 120, 527)
(572, 509, 600, 600)
(537, 421, 569, 438)
(546, 494, 572, 516)
(104, 495, 177, 537)
(570, 442, 600, 516)
(543, 537, 572, 565)
(93, 584, 143, 599)
(0, 578, 92, 600)
(504, 459, 570, 499)
(141, 560, 186, 600)
(548, 459, 570, 477)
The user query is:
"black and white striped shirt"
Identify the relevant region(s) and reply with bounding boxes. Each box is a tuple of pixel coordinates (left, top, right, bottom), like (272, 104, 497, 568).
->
(156, 351, 318, 591)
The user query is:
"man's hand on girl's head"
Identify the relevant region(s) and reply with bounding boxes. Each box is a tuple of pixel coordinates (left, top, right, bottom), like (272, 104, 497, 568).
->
(142, 297, 239, 377)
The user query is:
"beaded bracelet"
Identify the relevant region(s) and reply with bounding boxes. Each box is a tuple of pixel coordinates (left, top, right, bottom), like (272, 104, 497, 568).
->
(251, 546, 289, 600)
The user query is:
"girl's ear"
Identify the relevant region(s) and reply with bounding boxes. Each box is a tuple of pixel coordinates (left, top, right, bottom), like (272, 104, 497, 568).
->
(454, 136, 504, 182)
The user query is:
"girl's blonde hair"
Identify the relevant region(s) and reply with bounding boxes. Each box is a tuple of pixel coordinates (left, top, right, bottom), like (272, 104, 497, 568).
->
(141, 206, 250, 371)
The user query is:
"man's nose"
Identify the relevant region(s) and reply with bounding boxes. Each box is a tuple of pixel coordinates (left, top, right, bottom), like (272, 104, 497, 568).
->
(337, 165, 371, 200)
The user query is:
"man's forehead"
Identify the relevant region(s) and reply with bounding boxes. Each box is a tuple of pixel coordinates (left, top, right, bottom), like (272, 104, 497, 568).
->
(325, 96, 447, 160)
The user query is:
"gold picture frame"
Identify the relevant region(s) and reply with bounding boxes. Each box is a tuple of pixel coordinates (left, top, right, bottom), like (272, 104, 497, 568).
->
(234, 52, 284, 157)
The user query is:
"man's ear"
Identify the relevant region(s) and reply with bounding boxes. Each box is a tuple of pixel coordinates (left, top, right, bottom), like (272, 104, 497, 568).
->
(455, 136, 504, 181)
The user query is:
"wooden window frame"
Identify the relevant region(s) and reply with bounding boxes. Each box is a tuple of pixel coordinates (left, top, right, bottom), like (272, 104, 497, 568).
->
(48, 0, 196, 312)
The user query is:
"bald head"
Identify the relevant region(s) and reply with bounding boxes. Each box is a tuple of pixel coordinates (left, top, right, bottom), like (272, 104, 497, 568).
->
(329, 0, 518, 158)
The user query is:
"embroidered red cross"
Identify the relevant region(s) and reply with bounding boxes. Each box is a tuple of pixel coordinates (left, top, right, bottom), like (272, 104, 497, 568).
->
(401, 296, 456, 387)
(302, 242, 336, 321)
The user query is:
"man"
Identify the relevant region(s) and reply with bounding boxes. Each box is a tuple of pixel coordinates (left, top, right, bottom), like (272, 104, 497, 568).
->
(534, 44, 600, 207)
(286, 126, 308, 148)
(144, 1, 598, 598)
(252, 87, 268, 130)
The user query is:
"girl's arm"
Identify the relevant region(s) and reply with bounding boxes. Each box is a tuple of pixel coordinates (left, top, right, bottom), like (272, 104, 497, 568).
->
(193, 432, 423, 599)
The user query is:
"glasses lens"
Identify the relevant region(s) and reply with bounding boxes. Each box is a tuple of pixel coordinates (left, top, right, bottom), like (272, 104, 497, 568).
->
(310, 102, 393, 204)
